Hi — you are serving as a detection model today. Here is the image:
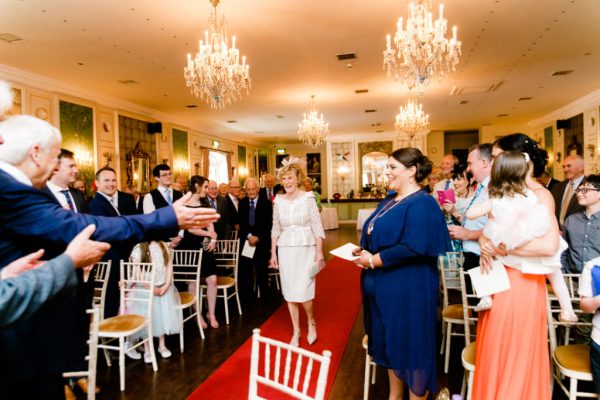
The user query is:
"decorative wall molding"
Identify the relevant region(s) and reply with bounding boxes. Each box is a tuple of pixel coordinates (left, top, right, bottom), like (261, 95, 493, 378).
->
(528, 87, 600, 130)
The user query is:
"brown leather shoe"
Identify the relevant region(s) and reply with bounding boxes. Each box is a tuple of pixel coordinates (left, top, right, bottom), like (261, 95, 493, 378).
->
(76, 378, 101, 394)
(64, 385, 77, 400)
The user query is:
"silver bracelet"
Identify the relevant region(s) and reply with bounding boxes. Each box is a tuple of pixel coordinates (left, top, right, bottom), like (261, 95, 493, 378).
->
(368, 256, 374, 269)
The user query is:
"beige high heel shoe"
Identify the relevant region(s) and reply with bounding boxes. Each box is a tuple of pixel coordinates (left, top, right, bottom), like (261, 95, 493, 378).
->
(307, 321, 317, 345)
(290, 330, 301, 347)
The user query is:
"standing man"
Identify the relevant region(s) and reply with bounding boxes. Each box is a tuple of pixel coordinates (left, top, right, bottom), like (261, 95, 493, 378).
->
(434, 154, 460, 193)
(226, 179, 241, 232)
(552, 154, 585, 229)
(207, 180, 231, 240)
(44, 148, 88, 213)
(448, 144, 493, 270)
(238, 177, 273, 303)
(218, 182, 229, 198)
(143, 163, 183, 245)
(88, 167, 138, 319)
(539, 170, 560, 191)
(260, 174, 277, 201)
(0, 114, 218, 399)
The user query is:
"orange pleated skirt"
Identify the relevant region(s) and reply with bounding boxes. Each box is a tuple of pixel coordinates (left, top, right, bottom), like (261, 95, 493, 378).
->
(472, 266, 550, 400)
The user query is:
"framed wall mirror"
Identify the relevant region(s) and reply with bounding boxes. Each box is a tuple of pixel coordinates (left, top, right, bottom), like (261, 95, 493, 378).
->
(126, 142, 151, 193)
(358, 141, 393, 195)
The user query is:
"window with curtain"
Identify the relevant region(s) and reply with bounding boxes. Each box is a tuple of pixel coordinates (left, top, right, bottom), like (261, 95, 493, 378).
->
(209, 150, 228, 184)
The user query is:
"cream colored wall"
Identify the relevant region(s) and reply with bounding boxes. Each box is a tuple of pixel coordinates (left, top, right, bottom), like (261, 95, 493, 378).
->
(425, 130, 444, 166)
(271, 142, 327, 198)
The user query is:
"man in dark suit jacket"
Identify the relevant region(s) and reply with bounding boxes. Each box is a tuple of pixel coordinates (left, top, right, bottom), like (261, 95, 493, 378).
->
(0, 114, 219, 399)
(226, 179, 241, 233)
(259, 173, 277, 202)
(238, 177, 273, 303)
(551, 155, 585, 228)
(143, 163, 183, 244)
(88, 167, 139, 318)
(207, 180, 231, 240)
(44, 148, 88, 213)
(539, 170, 559, 192)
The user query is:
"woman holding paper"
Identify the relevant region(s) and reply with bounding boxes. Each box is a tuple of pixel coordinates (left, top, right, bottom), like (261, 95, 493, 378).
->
(355, 148, 451, 400)
(269, 157, 325, 347)
(471, 134, 561, 400)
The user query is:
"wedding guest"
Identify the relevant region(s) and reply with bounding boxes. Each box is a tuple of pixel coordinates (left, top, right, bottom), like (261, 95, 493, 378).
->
(218, 183, 229, 198)
(207, 180, 231, 240)
(434, 153, 460, 192)
(143, 164, 183, 246)
(226, 179, 241, 230)
(355, 148, 450, 400)
(552, 154, 585, 229)
(303, 177, 322, 210)
(472, 133, 559, 399)
(441, 164, 473, 225)
(426, 167, 444, 194)
(270, 158, 325, 347)
(538, 170, 559, 191)
(259, 174, 277, 201)
(179, 175, 220, 329)
(578, 253, 600, 396)
(238, 177, 273, 302)
(561, 175, 600, 273)
(45, 149, 88, 213)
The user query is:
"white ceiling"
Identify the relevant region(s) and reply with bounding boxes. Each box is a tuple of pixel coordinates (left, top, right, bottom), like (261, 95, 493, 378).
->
(1, 0, 600, 144)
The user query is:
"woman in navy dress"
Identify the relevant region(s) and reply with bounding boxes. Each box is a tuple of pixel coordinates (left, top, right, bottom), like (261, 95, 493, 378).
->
(355, 148, 451, 399)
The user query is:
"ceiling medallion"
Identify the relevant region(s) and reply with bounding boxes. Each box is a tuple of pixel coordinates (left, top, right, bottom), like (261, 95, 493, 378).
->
(383, 0, 461, 93)
(395, 98, 430, 146)
(184, 0, 251, 109)
(298, 95, 329, 148)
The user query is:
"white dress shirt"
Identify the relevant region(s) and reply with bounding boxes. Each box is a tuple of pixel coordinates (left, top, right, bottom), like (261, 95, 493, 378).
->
(143, 186, 174, 214)
(228, 193, 239, 211)
(97, 192, 120, 215)
(0, 161, 32, 186)
(46, 180, 78, 212)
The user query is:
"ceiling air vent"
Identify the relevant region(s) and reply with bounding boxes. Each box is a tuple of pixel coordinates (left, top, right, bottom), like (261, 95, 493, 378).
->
(336, 52, 357, 61)
(518, 97, 533, 101)
(364, 109, 377, 113)
(186, 105, 198, 108)
(450, 82, 503, 95)
(355, 89, 368, 94)
(227, 120, 237, 123)
(551, 70, 573, 76)
(275, 115, 285, 119)
(0, 33, 25, 44)
(117, 79, 138, 85)
(497, 113, 509, 117)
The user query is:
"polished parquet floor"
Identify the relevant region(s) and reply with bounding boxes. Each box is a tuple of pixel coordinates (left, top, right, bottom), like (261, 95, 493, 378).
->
(92, 224, 573, 399)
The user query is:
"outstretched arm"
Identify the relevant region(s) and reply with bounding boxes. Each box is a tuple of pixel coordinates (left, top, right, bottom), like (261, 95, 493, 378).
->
(466, 199, 491, 220)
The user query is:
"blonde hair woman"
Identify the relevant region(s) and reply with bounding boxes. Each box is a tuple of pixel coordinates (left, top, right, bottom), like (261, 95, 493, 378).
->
(269, 158, 325, 346)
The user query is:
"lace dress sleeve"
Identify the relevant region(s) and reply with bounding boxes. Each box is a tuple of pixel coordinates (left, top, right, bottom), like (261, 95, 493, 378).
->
(271, 198, 281, 238)
(307, 195, 325, 239)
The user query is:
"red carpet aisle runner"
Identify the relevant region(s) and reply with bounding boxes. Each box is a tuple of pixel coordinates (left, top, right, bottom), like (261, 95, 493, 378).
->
(188, 257, 361, 400)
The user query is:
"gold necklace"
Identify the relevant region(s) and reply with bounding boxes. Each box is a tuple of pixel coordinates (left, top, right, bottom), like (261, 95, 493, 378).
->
(366, 189, 419, 235)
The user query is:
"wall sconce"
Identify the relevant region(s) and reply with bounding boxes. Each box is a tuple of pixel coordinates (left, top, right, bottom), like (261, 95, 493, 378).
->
(277, 148, 286, 155)
(588, 144, 596, 158)
(239, 167, 248, 177)
(556, 152, 562, 163)
(102, 152, 113, 166)
(212, 140, 220, 148)
(194, 162, 200, 175)
(337, 165, 350, 181)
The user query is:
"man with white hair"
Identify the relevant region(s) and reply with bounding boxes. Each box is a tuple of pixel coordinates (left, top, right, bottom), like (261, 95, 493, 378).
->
(552, 154, 586, 229)
(207, 180, 231, 239)
(0, 114, 219, 398)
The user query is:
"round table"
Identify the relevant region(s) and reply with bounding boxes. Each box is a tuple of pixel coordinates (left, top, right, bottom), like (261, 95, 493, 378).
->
(320, 207, 339, 230)
(356, 208, 376, 230)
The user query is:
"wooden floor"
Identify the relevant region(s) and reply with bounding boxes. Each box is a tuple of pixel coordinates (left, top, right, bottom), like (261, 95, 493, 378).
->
(91, 224, 574, 399)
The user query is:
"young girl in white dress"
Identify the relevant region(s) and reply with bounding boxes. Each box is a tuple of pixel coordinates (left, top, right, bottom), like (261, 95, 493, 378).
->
(128, 241, 182, 363)
(466, 151, 577, 321)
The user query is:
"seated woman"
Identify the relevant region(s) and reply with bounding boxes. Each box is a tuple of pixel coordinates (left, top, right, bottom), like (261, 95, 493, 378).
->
(178, 175, 220, 329)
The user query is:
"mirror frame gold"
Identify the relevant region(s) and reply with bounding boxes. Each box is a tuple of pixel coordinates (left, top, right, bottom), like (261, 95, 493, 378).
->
(358, 141, 393, 193)
(126, 142, 150, 194)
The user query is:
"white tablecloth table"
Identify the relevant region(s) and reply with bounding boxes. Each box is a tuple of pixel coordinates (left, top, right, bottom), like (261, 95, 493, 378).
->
(356, 208, 376, 230)
(320, 207, 339, 230)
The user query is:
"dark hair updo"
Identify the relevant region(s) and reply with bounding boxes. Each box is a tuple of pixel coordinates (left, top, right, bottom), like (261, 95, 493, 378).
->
(189, 175, 209, 194)
(493, 133, 548, 178)
(390, 147, 433, 183)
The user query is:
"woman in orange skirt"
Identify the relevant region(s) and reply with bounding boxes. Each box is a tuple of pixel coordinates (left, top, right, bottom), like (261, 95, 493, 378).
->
(472, 134, 560, 400)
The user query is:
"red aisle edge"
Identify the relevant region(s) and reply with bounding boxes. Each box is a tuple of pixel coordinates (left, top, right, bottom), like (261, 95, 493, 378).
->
(187, 257, 362, 400)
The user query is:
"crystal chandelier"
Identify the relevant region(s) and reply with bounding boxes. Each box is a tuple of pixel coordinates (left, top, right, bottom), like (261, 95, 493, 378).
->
(184, 0, 251, 110)
(395, 98, 430, 146)
(298, 95, 329, 148)
(383, 0, 461, 92)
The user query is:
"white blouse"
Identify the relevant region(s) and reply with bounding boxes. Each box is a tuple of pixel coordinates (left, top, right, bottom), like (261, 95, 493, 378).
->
(272, 191, 325, 247)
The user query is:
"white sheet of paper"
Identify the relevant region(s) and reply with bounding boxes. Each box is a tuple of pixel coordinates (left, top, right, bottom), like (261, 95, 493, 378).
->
(468, 260, 511, 297)
(329, 242, 361, 262)
(241, 240, 256, 258)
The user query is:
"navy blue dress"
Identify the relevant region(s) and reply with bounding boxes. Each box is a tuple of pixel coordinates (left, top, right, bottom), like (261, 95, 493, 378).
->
(360, 190, 451, 396)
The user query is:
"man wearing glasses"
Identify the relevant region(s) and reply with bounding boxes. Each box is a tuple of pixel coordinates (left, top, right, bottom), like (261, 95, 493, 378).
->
(561, 175, 600, 273)
(143, 164, 184, 246)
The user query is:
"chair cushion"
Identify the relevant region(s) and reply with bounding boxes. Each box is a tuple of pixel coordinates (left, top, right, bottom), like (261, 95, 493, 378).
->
(216, 276, 235, 287)
(555, 344, 591, 373)
(442, 304, 464, 320)
(462, 341, 477, 367)
(99, 315, 145, 333)
(179, 292, 195, 306)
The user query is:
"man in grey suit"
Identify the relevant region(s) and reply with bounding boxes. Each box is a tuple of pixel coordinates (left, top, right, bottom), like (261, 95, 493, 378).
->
(0, 225, 109, 327)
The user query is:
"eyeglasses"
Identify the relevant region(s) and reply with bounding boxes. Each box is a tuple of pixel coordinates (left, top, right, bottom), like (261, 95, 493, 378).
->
(575, 187, 600, 195)
(159, 172, 172, 177)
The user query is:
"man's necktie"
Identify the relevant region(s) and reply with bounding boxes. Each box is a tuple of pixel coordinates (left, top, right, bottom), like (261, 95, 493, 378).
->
(444, 180, 451, 190)
(210, 198, 217, 209)
(559, 181, 574, 226)
(164, 189, 172, 205)
(60, 189, 74, 211)
(249, 199, 256, 226)
(109, 197, 120, 215)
